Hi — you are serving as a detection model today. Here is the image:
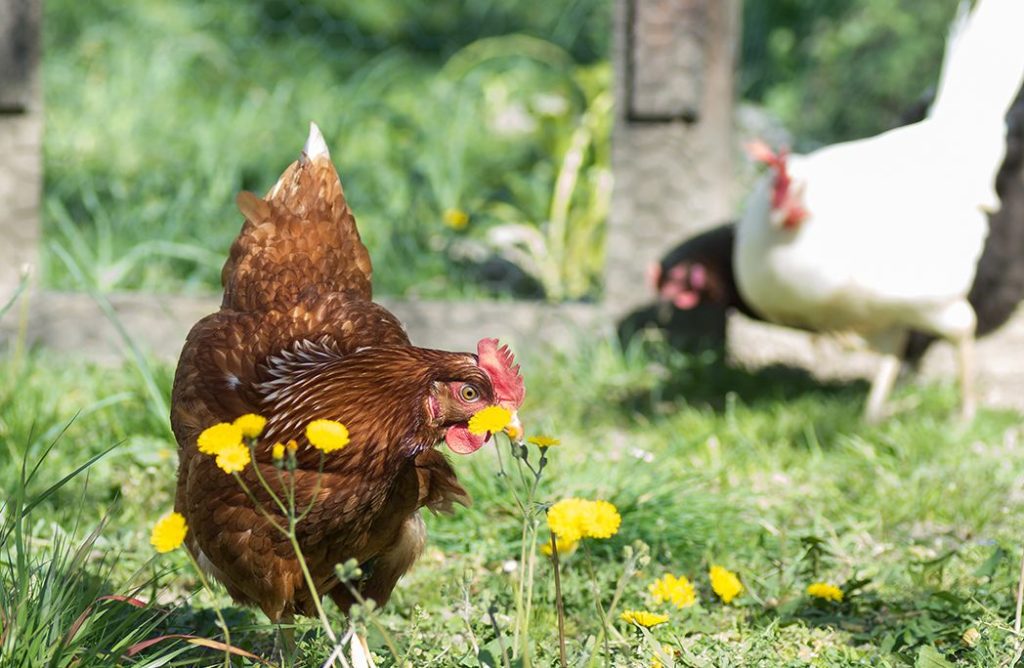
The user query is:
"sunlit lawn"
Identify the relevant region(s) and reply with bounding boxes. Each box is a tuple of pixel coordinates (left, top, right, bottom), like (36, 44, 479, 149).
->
(3, 336, 1023, 666)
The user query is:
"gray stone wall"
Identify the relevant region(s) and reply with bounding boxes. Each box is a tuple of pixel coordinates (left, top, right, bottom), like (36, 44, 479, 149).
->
(0, 0, 41, 298)
(606, 0, 739, 314)
(0, 292, 611, 364)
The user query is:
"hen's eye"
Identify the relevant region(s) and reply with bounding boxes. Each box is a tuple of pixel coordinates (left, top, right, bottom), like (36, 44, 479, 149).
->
(459, 385, 480, 402)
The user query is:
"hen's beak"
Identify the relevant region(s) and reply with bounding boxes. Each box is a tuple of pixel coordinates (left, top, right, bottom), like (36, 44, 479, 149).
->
(504, 412, 523, 442)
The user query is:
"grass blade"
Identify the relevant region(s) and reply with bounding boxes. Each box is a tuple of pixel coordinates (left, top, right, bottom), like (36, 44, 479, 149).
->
(20, 442, 119, 517)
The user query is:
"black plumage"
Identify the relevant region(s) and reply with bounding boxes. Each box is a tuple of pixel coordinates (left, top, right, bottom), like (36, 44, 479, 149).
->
(655, 85, 1024, 368)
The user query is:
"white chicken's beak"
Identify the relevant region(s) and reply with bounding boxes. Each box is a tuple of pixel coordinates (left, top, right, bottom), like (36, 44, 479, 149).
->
(503, 412, 523, 442)
(769, 208, 788, 229)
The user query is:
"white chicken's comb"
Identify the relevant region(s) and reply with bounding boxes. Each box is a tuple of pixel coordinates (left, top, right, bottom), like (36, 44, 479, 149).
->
(302, 122, 330, 160)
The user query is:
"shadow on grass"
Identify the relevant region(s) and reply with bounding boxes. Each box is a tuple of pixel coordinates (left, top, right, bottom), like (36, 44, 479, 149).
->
(762, 586, 999, 666)
(746, 545, 1013, 667)
(617, 302, 870, 413)
(138, 601, 306, 664)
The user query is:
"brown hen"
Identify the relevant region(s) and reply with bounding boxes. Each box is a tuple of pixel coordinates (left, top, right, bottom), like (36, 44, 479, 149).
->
(170, 123, 525, 628)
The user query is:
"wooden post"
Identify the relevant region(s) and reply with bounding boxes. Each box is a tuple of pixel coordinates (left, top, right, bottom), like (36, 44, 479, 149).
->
(0, 0, 42, 298)
(607, 0, 739, 318)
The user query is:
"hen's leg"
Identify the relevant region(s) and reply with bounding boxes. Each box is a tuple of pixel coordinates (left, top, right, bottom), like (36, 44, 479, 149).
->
(957, 333, 977, 421)
(351, 631, 376, 668)
(865, 330, 908, 424)
(917, 298, 977, 421)
(271, 612, 295, 665)
(865, 354, 901, 423)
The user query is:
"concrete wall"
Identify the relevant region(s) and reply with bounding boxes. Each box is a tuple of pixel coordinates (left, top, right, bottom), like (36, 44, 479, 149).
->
(0, 0, 42, 298)
(606, 0, 739, 314)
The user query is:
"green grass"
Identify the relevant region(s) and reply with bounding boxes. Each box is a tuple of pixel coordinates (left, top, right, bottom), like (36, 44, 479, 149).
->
(25, 2, 1013, 664)
(2, 335, 1023, 666)
(40, 0, 958, 301)
(41, 0, 611, 301)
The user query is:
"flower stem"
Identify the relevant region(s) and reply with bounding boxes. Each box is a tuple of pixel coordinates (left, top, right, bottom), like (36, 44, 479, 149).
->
(339, 578, 404, 662)
(582, 542, 612, 667)
(246, 442, 289, 517)
(513, 516, 529, 658)
(487, 605, 513, 668)
(295, 453, 327, 522)
(184, 550, 232, 668)
(494, 438, 527, 514)
(523, 520, 538, 661)
(285, 526, 337, 643)
(550, 534, 568, 668)
(231, 474, 286, 534)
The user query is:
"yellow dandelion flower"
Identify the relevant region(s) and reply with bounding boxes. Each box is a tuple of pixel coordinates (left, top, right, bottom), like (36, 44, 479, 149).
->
(216, 441, 251, 474)
(620, 610, 669, 628)
(649, 573, 697, 609)
(547, 498, 621, 542)
(806, 582, 843, 602)
(272, 443, 285, 460)
(505, 423, 523, 441)
(286, 439, 298, 454)
(583, 500, 621, 539)
(197, 422, 242, 455)
(468, 406, 512, 435)
(528, 435, 561, 448)
(547, 498, 589, 542)
(709, 565, 743, 604)
(540, 534, 579, 557)
(443, 208, 469, 230)
(306, 419, 350, 453)
(151, 512, 188, 553)
(233, 413, 267, 439)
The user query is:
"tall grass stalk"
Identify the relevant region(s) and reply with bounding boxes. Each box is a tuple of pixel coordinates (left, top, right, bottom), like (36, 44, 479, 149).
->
(51, 243, 171, 430)
(492, 434, 556, 666)
(0, 426, 175, 667)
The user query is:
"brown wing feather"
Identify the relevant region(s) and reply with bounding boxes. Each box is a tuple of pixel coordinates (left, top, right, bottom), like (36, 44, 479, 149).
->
(221, 150, 373, 313)
(171, 295, 409, 449)
(415, 449, 472, 514)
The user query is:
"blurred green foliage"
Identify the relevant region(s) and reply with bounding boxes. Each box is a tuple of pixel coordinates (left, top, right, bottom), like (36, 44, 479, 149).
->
(42, 0, 960, 297)
(42, 0, 611, 299)
(742, 0, 958, 148)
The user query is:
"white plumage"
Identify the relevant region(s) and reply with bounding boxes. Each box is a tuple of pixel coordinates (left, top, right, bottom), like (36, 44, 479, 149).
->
(734, 0, 1024, 421)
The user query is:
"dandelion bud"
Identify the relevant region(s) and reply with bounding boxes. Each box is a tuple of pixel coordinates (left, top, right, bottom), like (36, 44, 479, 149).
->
(336, 558, 363, 582)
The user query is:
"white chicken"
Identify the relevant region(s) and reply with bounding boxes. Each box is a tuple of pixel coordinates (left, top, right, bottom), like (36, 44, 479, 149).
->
(734, 0, 1024, 422)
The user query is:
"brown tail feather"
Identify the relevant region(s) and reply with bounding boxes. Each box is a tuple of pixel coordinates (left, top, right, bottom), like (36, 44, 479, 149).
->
(220, 123, 373, 313)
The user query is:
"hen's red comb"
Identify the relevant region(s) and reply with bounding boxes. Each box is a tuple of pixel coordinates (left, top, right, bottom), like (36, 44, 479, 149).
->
(745, 139, 787, 167)
(477, 338, 526, 408)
